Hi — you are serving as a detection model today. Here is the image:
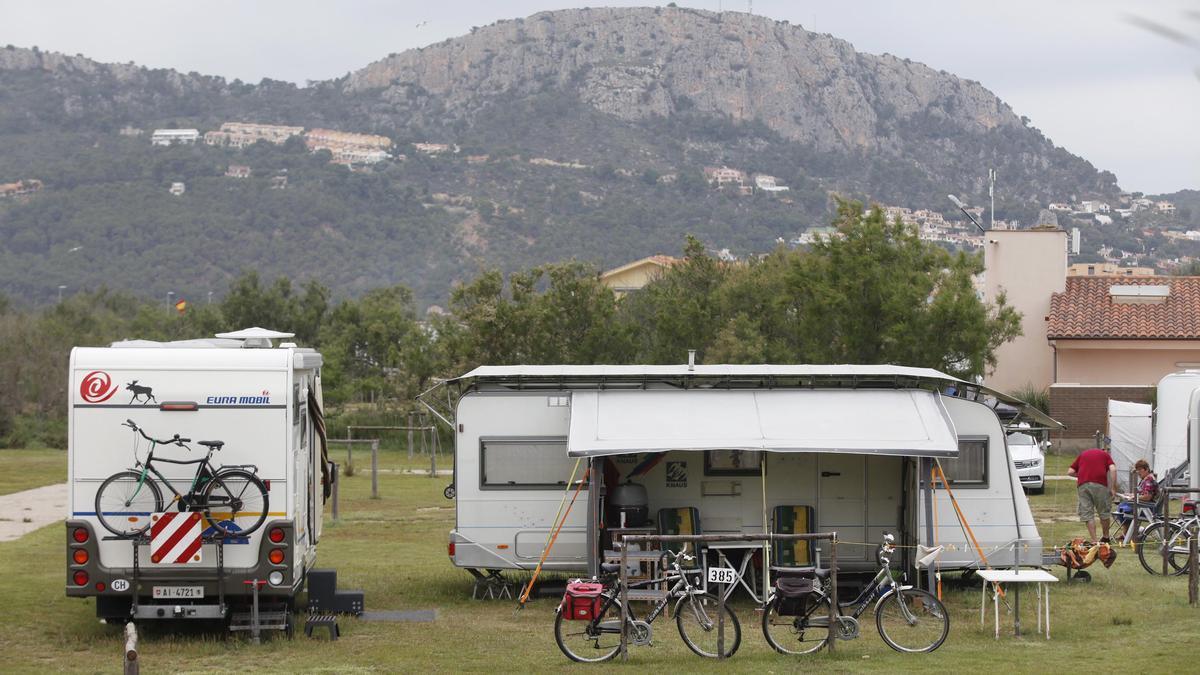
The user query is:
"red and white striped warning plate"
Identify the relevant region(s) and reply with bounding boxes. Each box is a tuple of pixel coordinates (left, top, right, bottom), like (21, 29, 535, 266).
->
(149, 512, 202, 564)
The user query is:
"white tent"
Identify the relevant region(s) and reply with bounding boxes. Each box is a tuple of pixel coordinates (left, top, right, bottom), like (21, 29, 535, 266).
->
(1107, 399, 1151, 490)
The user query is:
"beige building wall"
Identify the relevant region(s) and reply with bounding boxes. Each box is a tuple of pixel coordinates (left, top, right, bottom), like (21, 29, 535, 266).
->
(1054, 340, 1200, 385)
(600, 261, 671, 296)
(983, 230, 1067, 394)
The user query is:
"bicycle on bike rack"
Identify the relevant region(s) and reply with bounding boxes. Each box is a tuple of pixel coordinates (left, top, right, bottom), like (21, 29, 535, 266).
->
(93, 420, 269, 538)
(762, 532, 949, 654)
(554, 548, 741, 662)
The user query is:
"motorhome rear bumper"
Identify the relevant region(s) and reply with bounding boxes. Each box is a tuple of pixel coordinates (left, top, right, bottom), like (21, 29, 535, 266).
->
(65, 519, 300, 599)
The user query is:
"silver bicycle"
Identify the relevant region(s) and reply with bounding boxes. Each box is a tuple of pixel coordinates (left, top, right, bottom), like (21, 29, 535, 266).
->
(762, 533, 950, 654)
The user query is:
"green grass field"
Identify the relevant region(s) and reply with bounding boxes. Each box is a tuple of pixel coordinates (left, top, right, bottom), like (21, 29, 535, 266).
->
(0, 448, 66, 496)
(0, 447, 1195, 673)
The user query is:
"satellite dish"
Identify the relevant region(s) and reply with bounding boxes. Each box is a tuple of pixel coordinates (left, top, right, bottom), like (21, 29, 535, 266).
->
(214, 327, 295, 349)
(915, 544, 944, 568)
(215, 327, 295, 339)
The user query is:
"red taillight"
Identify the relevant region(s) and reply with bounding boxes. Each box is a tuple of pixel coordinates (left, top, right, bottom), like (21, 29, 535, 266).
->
(73, 527, 89, 543)
(268, 527, 285, 543)
(268, 549, 285, 565)
(448, 541, 456, 558)
(73, 549, 89, 565)
(73, 571, 89, 586)
(95, 582, 107, 592)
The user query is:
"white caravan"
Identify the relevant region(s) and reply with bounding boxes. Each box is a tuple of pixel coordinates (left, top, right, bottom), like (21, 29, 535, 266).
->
(1155, 370, 1200, 473)
(439, 365, 1053, 585)
(66, 329, 331, 621)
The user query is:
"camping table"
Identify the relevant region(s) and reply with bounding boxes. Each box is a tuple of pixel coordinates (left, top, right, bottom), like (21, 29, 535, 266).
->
(705, 541, 765, 603)
(977, 569, 1058, 640)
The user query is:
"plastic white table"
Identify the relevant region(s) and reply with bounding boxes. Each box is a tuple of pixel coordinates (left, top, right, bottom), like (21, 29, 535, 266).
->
(977, 569, 1058, 639)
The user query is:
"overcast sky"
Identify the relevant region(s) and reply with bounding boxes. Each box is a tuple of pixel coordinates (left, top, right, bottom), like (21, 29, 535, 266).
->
(5, 0, 1198, 194)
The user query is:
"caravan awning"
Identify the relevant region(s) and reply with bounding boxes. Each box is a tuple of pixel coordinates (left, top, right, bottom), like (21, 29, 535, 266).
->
(567, 389, 959, 458)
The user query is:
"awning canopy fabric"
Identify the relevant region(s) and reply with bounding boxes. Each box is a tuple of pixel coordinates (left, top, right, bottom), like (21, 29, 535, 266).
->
(567, 389, 960, 458)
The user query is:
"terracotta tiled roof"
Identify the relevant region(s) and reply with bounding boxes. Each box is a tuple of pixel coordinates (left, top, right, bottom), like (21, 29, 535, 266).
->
(1047, 276, 1200, 339)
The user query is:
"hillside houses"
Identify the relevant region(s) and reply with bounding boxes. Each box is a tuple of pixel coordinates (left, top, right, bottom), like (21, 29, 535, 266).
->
(150, 129, 199, 146)
(205, 122, 303, 148)
(305, 129, 392, 166)
(0, 179, 43, 199)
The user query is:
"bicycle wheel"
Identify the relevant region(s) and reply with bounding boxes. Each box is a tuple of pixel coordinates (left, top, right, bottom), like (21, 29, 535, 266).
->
(761, 594, 830, 655)
(554, 593, 623, 663)
(1137, 522, 1188, 575)
(94, 470, 163, 537)
(875, 588, 949, 653)
(203, 469, 269, 536)
(675, 592, 741, 658)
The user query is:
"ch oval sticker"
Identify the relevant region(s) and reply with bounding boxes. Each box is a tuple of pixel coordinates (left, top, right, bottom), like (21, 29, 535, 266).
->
(111, 579, 130, 592)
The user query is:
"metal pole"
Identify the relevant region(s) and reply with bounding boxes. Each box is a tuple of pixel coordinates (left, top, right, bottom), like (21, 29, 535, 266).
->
(346, 428, 354, 475)
(922, 458, 935, 593)
(1163, 493, 1171, 576)
(407, 412, 415, 460)
(250, 581, 261, 644)
(332, 463, 340, 522)
(371, 439, 379, 500)
(123, 622, 139, 675)
(1190, 533, 1198, 607)
(430, 424, 438, 478)
(619, 541, 629, 661)
(828, 534, 838, 653)
(717, 573, 726, 660)
(1013, 542, 1021, 637)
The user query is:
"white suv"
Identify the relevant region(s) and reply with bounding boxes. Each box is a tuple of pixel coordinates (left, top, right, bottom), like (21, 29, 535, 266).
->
(1007, 432, 1045, 495)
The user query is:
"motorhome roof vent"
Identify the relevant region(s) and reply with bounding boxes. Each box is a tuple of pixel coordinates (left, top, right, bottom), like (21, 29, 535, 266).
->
(1109, 284, 1170, 305)
(214, 327, 295, 349)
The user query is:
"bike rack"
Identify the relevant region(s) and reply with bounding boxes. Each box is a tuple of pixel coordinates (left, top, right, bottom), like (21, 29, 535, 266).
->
(105, 527, 232, 621)
(1161, 487, 1200, 603)
(616, 531, 839, 661)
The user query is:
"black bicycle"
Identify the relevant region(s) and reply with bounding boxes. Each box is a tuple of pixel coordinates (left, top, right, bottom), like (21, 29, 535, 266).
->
(762, 533, 949, 654)
(94, 420, 269, 538)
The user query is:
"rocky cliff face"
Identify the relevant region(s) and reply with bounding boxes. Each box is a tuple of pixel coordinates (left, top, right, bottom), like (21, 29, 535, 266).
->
(345, 7, 1020, 155)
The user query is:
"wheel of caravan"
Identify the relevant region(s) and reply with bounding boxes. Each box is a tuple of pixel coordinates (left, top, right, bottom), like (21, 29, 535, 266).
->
(761, 594, 829, 655)
(94, 471, 164, 537)
(203, 469, 269, 536)
(675, 593, 741, 658)
(875, 588, 949, 653)
(1137, 522, 1187, 575)
(554, 593, 623, 663)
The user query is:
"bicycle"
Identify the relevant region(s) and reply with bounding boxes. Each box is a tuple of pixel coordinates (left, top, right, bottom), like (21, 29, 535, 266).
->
(1136, 501, 1200, 576)
(762, 533, 949, 654)
(554, 549, 741, 662)
(93, 420, 269, 538)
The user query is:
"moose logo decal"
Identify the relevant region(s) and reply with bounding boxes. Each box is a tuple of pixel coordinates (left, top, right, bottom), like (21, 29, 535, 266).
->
(126, 380, 157, 404)
(80, 371, 118, 403)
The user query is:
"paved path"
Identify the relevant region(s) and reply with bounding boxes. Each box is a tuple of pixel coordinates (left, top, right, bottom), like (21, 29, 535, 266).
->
(0, 483, 68, 542)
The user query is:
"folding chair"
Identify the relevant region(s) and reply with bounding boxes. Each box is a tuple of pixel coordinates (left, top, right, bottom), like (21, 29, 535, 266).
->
(770, 505, 817, 576)
(656, 507, 703, 570)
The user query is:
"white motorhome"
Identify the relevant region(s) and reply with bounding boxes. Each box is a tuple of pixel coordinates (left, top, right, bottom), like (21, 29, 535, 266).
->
(439, 365, 1053, 586)
(65, 329, 331, 621)
(1155, 370, 1200, 473)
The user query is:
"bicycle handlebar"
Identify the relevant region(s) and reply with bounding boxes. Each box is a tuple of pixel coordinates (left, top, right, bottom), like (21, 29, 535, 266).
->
(124, 419, 190, 447)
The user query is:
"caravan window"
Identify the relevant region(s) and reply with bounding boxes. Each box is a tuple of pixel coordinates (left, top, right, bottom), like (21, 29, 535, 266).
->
(480, 437, 582, 490)
(941, 438, 988, 487)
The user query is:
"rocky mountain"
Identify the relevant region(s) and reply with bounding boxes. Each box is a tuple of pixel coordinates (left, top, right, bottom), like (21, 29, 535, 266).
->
(0, 8, 1133, 306)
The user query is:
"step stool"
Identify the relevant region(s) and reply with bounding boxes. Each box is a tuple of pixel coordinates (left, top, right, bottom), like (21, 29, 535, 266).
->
(304, 614, 340, 640)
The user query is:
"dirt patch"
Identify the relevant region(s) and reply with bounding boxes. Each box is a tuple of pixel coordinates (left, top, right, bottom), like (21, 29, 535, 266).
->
(0, 483, 67, 541)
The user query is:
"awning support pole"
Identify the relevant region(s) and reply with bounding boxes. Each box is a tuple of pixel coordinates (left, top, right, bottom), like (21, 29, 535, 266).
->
(921, 457, 935, 593)
(587, 458, 600, 578)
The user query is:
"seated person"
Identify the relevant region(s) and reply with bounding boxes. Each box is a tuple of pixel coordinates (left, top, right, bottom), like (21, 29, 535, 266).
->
(1114, 459, 1158, 530)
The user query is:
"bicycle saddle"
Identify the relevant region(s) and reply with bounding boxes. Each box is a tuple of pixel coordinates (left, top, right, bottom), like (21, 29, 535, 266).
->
(197, 440, 224, 450)
(600, 562, 622, 573)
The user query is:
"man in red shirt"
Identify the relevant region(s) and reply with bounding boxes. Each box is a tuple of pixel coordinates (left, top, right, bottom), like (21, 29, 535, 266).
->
(1068, 447, 1117, 542)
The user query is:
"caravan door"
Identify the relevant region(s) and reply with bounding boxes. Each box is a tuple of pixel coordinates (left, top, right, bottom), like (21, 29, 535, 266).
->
(817, 455, 866, 561)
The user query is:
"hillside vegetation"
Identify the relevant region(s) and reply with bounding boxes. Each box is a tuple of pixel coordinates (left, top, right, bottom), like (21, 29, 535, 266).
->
(0, 7, 1130, 305)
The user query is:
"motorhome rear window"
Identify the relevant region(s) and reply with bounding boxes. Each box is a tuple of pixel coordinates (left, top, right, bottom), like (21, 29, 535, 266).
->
(941, 438, 987, 487)
(480, 438, 583, 489)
